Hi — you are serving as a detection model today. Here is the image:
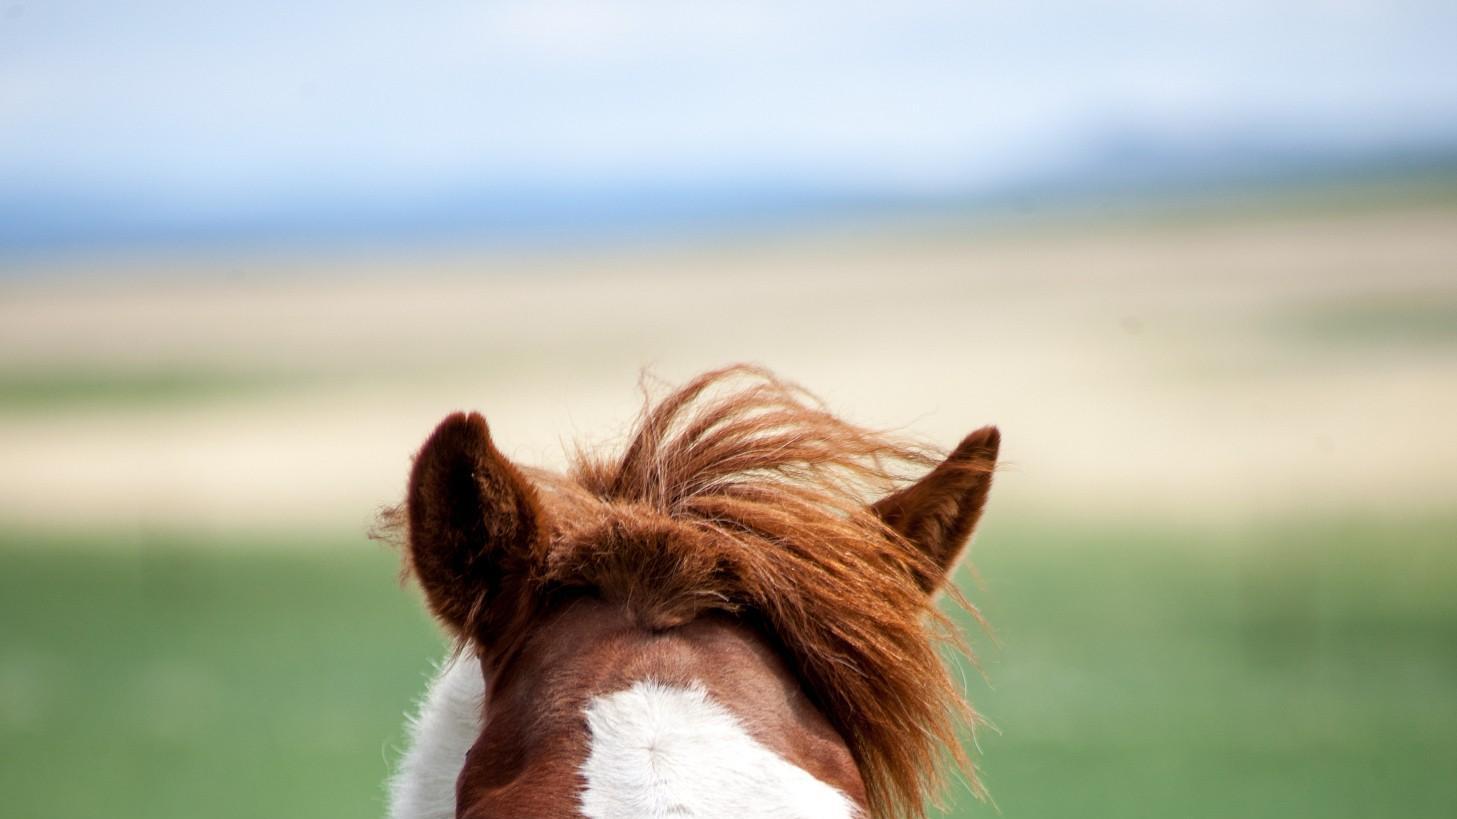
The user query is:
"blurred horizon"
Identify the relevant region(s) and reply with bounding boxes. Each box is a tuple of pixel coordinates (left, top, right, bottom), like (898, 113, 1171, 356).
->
(4, 0, 1457, 262)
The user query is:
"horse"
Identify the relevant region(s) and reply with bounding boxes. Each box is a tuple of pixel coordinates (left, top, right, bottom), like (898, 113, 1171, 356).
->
(380, 366, 999, 819)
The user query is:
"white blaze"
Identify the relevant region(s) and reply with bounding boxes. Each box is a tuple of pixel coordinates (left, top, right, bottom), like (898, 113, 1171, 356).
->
(580, 681, 857, 819)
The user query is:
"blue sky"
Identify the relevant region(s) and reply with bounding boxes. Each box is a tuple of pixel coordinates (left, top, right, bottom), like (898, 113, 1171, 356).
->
(2, 1, 1456, 249)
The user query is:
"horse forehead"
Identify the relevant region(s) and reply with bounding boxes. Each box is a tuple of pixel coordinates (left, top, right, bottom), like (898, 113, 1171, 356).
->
(390, 610, 865, 819)
(580, 680, 859, 819)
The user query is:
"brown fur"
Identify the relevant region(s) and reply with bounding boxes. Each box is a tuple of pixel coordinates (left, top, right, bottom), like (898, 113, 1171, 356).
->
(382, 365, 998, 819)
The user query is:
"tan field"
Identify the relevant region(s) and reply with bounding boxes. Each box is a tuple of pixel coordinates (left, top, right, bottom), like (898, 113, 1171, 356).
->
(3, 194, 1455, 535)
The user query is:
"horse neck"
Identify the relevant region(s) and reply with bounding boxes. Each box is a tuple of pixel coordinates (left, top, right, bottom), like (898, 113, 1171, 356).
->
(388, 655, 486, 819)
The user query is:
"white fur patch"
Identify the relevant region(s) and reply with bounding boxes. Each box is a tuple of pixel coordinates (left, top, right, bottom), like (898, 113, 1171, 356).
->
(580, 681, 858, 819)
(388, 655, 485, 819)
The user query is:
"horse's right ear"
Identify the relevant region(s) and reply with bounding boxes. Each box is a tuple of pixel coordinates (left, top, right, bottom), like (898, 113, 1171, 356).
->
(873, 426, 999, 595)
(406, 412, 544, 640)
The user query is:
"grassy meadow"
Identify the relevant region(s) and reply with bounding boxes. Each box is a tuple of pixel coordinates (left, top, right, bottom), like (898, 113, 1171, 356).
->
(2, 184, 1456, 817)
(2, 515, 1454, 819)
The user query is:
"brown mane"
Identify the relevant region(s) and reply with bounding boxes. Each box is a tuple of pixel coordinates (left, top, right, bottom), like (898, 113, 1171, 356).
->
(385, 365, 988, 818)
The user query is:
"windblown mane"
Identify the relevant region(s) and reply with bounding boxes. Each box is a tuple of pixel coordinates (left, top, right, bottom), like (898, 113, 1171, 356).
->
(530, 366, 981, 818)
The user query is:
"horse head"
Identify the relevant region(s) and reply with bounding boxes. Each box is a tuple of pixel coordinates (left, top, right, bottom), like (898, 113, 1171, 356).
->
(385, 366, 999, 819)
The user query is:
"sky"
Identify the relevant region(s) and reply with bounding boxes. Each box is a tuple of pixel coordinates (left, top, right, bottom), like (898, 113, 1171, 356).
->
(2, 1, 1456, 251)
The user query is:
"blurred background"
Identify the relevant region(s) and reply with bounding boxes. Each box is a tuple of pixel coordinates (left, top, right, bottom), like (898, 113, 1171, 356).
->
(2, 2, 1456, 817)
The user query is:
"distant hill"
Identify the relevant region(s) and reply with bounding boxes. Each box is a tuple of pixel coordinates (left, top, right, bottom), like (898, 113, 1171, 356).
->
(3, 135, 1456, 266)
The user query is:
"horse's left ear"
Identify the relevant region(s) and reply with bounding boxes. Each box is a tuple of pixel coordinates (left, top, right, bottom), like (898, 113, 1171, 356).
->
(873, 426, 1000, 594)
(405, 412, 544, 641)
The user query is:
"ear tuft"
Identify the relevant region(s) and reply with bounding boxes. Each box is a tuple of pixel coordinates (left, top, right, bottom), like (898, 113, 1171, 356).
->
(873, 425, 999, 594)
(406, 412, 543, 637)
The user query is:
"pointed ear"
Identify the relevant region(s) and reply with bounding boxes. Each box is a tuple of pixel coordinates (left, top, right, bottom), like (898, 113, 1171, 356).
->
(873, 426, 999, 594)
(406, 412, 544, 639)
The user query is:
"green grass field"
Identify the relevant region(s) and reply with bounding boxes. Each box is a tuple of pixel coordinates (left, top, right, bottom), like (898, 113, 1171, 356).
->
(2, 515, 1454, 819)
